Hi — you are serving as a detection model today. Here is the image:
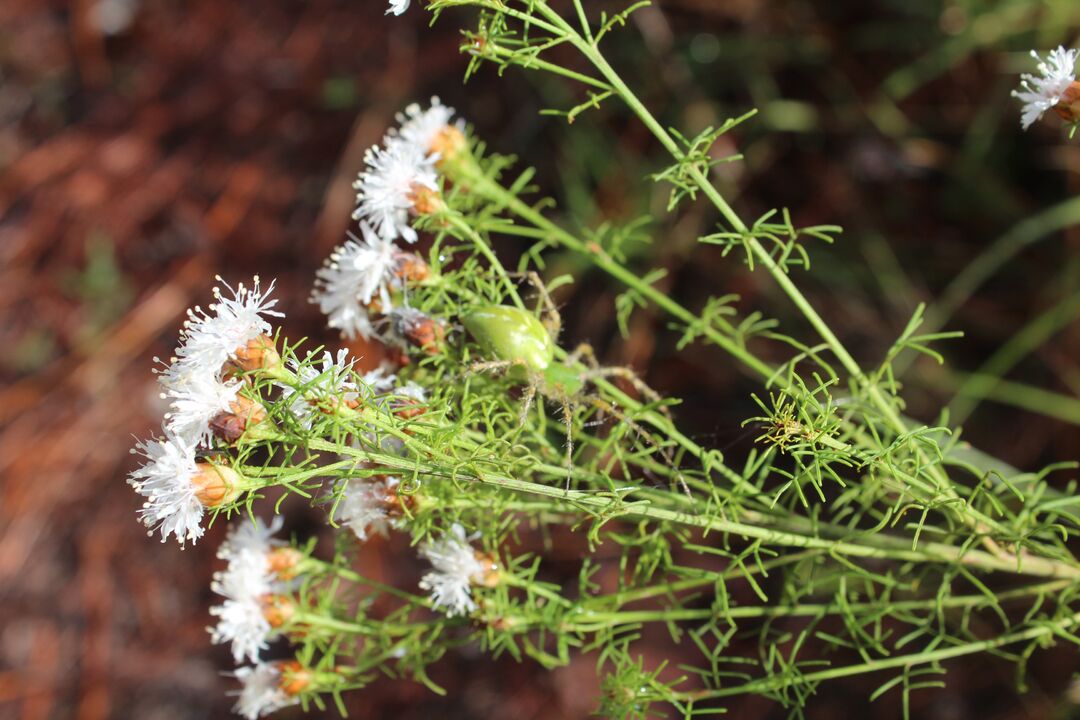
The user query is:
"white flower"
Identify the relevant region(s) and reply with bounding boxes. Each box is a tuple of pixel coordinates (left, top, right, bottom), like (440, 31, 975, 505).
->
(336, 477, 399, 541)
(386, 0, 409, 15)
(127, 434, 205, 545)
(395, 381, 427, 403)
(159, 276, 282, 387)
(163, 373, 242, 447)
(210, 517, 286, 664)
(218, 514, 285, 562)
(418, 524, 485, 617)
(395, 97, 458, 154)
(279, 349, 360, 428)
(1013, 46, 1078, 130)
(361, 366, 398, 394)
(352, 139, 438, 243)
(312, 223, 399, 339)
(211, 597, 271, 665)
(232, 663, 297, 720)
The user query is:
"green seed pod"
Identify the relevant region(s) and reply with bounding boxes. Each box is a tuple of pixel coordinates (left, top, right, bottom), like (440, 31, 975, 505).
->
(462, 305, 554, 373)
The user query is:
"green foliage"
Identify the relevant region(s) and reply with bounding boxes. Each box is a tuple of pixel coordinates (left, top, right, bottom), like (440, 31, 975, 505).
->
(154, 2, 1080, 717)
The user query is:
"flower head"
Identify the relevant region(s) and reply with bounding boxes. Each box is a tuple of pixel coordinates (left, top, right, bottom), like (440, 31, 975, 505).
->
(1013, 46, 1079, 130)
(163, 373, 243, 447)
(361, 366, 398, 395)
(387, 0, 410, 15)
(395, 381, 428, 404)
(159, 276, 283, 387)
(353, 139, 438, 243)
(232, 662, 298, 720)
(336, 477, 400, 541)
(312, 223, 400, 339)
(127, 435, 222, 545)
(389, 306, 445, 355)
(418, 524, 487, 617)
(394, 97, 461, 157)
(210, 517, 288, 664)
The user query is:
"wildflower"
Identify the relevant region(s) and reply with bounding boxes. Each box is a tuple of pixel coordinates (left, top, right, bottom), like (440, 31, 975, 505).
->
(279, 349, 360, 427)
(209, 395, 270, 445)
(361, 365, 398, 395)
(216, 516, 285, 585)
(163, 373, 243, 447)
(1013, 46, 1079, 130)
(353, 139, 439, 243)
(395, 97, 464, 156)
(312, 224, 400, 339)
(395, 381, 427, 403)
(210, 517, 288, 664)
(159, 276, 283, 387)
(232, 662, 299, 720)
(336, 477, 401, 541)
(226, 334, 282, 376)
(128, 435, 243, 545)
(389, 306, 445, 355)
(387, 0, 409, 15)
(418, 524, 494, 617)
(393, 250, 430, 284)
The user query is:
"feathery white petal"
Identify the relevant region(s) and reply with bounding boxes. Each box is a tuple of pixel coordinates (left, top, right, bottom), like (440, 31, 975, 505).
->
(418, 524, 484, 617)
(352, 139, 437, 243)
(232, 663, 297, 720)
(127, 434, 205, 545)
(312, 223, 399, 339)
(1013, 46, 1078, 130)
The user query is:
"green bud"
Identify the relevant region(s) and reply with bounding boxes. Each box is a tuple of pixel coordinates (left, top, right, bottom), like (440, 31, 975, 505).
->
(462, 305, 554, 373)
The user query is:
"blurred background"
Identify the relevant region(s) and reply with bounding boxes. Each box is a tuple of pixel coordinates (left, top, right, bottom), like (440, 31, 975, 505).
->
(1, 0, 1079, 718)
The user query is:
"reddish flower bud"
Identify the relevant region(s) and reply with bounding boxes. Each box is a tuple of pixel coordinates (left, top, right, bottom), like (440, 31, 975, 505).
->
(210, 396, 269, 444)
(409, 184, 445, 216)
(393, 399, 427, 420)
(277, 660, 312, 696)
(431, 125, 467, 165)
(1053, 81, 1080, 123)
(393, 251, 431, 284)
(226, 334, 281, 376)
(267, 547, 304, 579)
(395, 310, 445, 356)
(191, 463, 242, 507)
(473, 551, 501, 588)
(261, 595, 296, 628)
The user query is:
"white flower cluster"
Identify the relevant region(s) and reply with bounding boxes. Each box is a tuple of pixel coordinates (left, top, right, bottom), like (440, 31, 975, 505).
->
(209, 517, 289, 664)
(419, 524, 487, 617)
(1014, 46, 1078, 130)
(336, 476, 401, 541)
(232, 662, 298, 720)
(128, 277, 282, 545)
(312, 98, 460, 340)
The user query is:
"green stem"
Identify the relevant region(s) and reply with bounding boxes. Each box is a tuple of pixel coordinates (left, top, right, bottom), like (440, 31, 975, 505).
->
(458, 158, 777, 383)
(936, 373, 1080, 427)
(949, 289, 1080, 425)
(294, 611, 429, 637)
(519, 2, 1034, 562)
(445, 212, 526, 310)
(569, 579, 1074, 629)
(300, 436, 1080, 579)
(904, 195, 1080, 377)
(314, 560, 432, 605)
(677, 609, 1080, 702)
